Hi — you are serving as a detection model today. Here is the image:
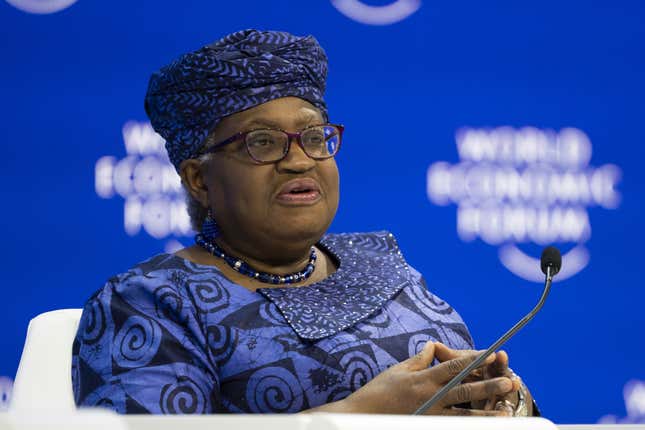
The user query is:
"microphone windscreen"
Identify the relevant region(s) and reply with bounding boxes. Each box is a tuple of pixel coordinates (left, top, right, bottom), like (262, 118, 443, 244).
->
(541, 246, 562, 275)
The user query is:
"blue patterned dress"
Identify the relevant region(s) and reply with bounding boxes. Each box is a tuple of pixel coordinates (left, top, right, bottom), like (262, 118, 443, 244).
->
(72, 231, 473, 414)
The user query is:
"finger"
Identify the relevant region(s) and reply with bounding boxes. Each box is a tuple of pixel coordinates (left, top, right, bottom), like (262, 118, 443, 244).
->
(511, 375, 521, 391)
(406, 341, 436, 371)
(434, 342, 465, 361)
(482, 371, 521, 412)
(487, 351, 523, 393)
(435, 345, 501, 385)
(444, 406, 512, 417)
(463, 368, 485, 382)
(441, 377, 514, 406)
(463, 375, 482, 383)
(484, 397, 496, 411)
(434, 343, 480, 363)
(427, 352, 496, 383)
(488, 350, 509, 376)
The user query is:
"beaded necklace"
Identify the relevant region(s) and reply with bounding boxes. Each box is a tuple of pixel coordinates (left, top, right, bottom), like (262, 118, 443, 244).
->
(195, 233, 317, 285)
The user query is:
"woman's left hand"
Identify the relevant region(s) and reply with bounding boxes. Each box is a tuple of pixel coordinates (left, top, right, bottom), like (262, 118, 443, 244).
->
(434, 343, 534, 416)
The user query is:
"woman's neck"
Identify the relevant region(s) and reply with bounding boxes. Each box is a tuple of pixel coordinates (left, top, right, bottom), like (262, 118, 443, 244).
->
(176, 238, 337, 291)
(215, 235, 315, 275)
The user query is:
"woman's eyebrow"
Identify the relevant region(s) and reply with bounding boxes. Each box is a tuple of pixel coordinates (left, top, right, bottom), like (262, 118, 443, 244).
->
(243, 113, 321, 130)
(244, 118, 281, 129)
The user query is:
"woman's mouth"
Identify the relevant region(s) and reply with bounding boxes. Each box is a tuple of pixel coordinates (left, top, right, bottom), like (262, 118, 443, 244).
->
(276, 178, 322, 205)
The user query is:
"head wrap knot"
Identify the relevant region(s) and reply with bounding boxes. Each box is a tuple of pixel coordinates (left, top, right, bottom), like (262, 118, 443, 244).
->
(144, 29, 329, 171)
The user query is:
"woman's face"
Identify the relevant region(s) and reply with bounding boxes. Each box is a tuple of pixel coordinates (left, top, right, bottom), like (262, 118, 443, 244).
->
(197, 97, 340, 259)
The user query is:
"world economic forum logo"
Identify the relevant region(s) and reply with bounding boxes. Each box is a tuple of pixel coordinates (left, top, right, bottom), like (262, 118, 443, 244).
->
(330, 0, 421, 25)
(94, 121, 191, 253)
(427, 126, 621, 282)
(4, 0, 77, 14)
(600, 380, 645, 424)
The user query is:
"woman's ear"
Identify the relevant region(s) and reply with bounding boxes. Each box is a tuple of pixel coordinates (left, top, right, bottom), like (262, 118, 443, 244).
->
(179, 158, 210, 207)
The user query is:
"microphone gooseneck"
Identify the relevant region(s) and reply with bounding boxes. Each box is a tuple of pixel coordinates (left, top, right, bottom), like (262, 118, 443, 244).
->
(412, 246, 562, 415)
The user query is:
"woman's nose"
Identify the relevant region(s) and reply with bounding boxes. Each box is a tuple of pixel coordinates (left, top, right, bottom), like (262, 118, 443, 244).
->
(276, 138, 316, 173)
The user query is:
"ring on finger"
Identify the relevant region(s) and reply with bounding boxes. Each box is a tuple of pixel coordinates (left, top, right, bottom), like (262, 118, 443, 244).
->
(494, 399, 514, 414)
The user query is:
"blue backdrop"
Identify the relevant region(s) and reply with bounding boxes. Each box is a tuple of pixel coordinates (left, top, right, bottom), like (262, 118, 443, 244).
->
(1, 0, 644, 423)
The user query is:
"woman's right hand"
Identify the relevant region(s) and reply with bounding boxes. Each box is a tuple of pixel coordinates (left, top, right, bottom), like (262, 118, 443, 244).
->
(338, 342, 517, 415)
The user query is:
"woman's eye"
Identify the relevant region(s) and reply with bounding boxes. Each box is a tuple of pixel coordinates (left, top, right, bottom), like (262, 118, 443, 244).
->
(306, 133, 325, 145)
(248, 135, 275, 147)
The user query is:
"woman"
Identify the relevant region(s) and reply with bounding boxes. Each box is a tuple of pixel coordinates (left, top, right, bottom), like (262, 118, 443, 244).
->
(72, 29, 533, 416)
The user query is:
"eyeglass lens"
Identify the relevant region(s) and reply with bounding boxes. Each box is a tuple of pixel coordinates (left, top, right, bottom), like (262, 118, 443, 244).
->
(245, 125, 340, 162)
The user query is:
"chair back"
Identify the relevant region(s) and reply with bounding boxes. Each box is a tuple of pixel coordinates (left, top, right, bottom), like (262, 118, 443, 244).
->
(10, 309, 83, 412)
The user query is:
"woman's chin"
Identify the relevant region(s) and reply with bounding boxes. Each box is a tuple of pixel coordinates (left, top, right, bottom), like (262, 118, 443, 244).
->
(266, 219, 330, 244)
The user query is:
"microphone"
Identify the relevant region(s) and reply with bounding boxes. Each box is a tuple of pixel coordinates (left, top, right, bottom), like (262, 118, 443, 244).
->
(541, 246, 561, 277)
(413, 246, 562, 415)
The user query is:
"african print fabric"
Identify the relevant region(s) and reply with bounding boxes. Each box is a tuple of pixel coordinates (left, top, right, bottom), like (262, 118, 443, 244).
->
(144, 29, 328, 171)
(72, 231, 473, 413)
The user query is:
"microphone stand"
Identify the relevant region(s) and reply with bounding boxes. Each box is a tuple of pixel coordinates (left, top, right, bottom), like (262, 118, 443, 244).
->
(413, 266, 555, 415)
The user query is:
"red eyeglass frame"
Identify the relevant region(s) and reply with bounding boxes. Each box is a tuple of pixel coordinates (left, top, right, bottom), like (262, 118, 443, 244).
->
(200, 123, 344, 164)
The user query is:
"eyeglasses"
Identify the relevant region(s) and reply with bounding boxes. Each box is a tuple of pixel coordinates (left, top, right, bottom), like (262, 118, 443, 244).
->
(201, 123, 344, 164)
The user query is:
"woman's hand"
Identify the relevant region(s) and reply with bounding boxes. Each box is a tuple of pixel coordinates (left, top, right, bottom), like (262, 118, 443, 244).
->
(434, 343, 534, 416)
(329, 342, 517, 415)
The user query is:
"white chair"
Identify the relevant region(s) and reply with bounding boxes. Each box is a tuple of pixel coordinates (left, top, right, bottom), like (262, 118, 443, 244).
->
(5, 309, 560, 430)
(10, 309, 83, 413)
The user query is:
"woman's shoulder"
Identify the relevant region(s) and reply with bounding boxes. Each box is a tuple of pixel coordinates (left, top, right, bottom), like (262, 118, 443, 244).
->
(114, 252, 214, 280)
(75, 252, 237, 352)
(84, 252, 224, 307)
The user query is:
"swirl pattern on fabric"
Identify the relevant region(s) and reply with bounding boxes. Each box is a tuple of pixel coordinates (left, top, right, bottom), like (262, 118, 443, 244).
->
(144, 29, 329, 170)
(81, 293, 107, 345)
(160, 376, 209, 414)
(339, 350, 379, 391)
(187, 277, 230, 314)
(206, 324, 237, 366)
(113, 315, 162, 368)
(154, 284, 188, 325)
(72, 231, 473, 414)
(245, 366, 304, 413)
(408, 333, 433, 357)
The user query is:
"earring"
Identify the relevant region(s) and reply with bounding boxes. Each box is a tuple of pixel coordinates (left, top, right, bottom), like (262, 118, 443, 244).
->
(201, 208, 220, 241)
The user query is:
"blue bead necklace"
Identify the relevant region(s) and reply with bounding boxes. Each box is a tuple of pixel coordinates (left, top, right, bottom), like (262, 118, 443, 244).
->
(195, 233, 317, 285)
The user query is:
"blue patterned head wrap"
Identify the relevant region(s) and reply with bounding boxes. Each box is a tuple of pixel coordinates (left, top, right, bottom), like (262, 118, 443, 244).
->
(144, 29, 329, 171)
